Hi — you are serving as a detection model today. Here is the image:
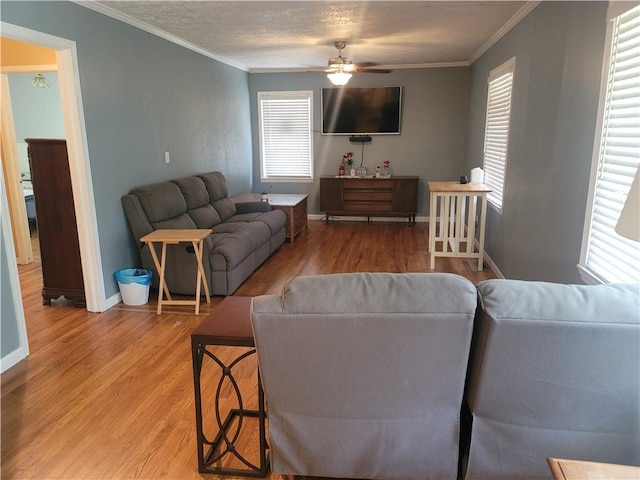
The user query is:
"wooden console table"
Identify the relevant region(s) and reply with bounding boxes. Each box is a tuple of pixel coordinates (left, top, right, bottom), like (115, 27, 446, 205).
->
(320, 176, 419, 224)
(428, 182, 491, 271)
(233, 193, 308, 243)
(191, 296, 269, 477)
(139, 228, 212, 315)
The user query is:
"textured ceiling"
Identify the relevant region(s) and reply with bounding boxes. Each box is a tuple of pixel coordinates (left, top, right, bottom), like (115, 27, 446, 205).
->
(88, 1, 534, 71)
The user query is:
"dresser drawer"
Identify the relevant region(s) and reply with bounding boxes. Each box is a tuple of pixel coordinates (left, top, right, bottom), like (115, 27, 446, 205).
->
(343, 191, 394, 202)
(344, 179, 394, 190)
(344, 203, 394, 212)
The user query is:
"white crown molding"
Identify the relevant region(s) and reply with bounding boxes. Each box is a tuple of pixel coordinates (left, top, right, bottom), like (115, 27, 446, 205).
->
(251, 61, 469, 74)
(73, 1, 249, 72)
(470, 1, 541, 64)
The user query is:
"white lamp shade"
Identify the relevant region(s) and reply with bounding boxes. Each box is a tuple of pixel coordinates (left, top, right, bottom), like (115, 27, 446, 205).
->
(615, 167, 640, 241)
(327, 71, 352, 86)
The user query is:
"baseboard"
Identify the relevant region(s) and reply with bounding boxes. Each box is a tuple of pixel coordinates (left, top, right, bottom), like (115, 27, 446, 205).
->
(1, 345, 29, 373)
(105, 292, 123, 310)
(307, 214, 429, 223)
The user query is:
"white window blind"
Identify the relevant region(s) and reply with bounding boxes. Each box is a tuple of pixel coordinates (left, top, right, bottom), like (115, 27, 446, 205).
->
(483, 58, 515, 211)
(258, 91, 313, 181)
(581, 5, 640, 284)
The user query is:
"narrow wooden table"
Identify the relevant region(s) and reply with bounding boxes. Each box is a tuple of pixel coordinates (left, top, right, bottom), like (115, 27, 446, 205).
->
(428, 182, 491, 271)
(547, 457, 640, 480)
(139, 228, 212, 315)
(191, 296, 269, 477)
(233, 193, 308, 243)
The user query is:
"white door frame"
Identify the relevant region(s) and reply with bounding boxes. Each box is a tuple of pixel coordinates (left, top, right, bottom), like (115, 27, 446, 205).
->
(1, 73, 33, 266)
(1, 22, 106, 313)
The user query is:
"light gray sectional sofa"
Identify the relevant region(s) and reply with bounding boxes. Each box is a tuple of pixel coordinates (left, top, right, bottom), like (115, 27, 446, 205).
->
(250, 273, 640, 480)
(122, 171, 286, 296)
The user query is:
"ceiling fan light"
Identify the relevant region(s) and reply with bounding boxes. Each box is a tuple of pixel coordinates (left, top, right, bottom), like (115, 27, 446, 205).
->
(327, 71, 352, 86)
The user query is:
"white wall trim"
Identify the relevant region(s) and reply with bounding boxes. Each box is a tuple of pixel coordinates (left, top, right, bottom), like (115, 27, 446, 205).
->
(0, 347, 29, 374)
(470, 1, 541, 64)
(0, 161, 29, 373)
(105, 292, 123, 310)
(308, 214, 428, 223)
(1, 64, 58, 73)
(2, 22, 107, 313)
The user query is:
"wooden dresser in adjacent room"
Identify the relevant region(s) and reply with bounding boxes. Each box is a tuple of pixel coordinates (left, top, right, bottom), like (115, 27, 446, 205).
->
(320, 176, 419, 224)
(26, 138, 85, 307)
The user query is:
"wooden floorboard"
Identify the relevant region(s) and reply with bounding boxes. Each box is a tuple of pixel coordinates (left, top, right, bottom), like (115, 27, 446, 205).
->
(2, 220, 495, 479)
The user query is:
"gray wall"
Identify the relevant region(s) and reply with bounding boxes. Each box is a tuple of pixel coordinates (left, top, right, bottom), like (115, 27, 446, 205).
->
(1, 1, 253, 298)
(9, 72, 65, 173)
(249, 68, 470, 214)
(464, 1, 608, 283)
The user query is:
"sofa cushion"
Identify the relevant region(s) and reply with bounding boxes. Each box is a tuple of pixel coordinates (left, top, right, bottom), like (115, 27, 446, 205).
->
(464, 280, 640, 479)
(277, 272, 477, 314)
(254, 210, 288, 235)
(131, 181, 187, 223)
(210, 230, 259, 270)
(173, 176, 209, 209)
(212, 197, 238, 222)
(152, 213, 197, 230)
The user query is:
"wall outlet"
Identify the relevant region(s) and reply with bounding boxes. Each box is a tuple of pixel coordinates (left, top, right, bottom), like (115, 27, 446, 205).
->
(164, 151, 170, 164)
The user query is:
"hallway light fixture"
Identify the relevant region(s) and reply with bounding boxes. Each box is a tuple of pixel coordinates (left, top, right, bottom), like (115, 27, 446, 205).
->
(30, 73, 50, 89)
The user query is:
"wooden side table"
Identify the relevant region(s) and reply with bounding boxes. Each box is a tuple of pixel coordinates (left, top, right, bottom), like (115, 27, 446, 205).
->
(548, 457, 640, 480)
(191, 296, 269, 477)
(233, 193, 308, 243)
(428, 182, 491, 271)
(139, 228, 212, 315)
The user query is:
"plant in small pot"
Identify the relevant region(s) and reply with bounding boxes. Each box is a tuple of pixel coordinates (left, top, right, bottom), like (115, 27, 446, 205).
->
(260, 191, 268, 202)
(341, 151, 354, 176)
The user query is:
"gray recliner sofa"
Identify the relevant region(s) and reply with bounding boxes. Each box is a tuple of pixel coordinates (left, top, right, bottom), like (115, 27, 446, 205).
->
(250, 273, 640, 480)
(122, 171, 286, 296)
(252, 272, 478, 480)
(463, 279, 640, 480)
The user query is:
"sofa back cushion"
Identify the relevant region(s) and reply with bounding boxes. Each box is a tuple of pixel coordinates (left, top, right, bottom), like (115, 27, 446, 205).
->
(129, 181, 196, 230)
(173, 176, 221, 228)
(199, 171, 237, 221)
(464, 280, 640, 480)
(251, 272, 477, 480)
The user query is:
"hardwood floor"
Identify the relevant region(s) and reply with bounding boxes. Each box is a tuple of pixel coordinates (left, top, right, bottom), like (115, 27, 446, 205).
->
(2, 220, 496, 480)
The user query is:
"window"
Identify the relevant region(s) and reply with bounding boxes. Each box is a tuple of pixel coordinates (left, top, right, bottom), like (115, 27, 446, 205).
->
(258, 91, 313, 182)
(580, 5, 640, 284)
(482, 57, 515, 211)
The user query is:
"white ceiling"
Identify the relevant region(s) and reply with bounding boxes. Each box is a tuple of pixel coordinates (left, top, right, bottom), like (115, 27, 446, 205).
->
(84, 1, 537, 72)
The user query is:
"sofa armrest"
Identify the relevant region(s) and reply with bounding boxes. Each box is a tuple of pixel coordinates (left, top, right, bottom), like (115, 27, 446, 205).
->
(235, 201, 272, 214)
(122, 194, 154, 247)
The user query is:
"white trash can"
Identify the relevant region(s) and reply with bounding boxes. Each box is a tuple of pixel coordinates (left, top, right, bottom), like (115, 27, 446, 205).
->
(115, 269, 152, 305)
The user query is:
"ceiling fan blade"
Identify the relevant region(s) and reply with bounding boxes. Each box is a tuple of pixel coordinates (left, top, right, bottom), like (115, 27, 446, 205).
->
(355, 67, 393, 74)
(355, 62, 380, 68)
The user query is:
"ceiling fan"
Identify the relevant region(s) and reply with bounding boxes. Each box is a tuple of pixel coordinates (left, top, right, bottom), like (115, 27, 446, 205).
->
(325, 41, 391, 85)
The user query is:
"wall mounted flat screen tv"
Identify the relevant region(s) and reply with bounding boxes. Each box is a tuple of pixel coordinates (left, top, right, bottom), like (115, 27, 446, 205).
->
(322, 86, 402, 135)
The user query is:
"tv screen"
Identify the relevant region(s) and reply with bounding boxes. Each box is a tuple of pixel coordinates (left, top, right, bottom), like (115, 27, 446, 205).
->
(322, 86, 402, 135)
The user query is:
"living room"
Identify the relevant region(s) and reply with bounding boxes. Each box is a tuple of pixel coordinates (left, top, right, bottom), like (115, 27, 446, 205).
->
(1, 1, 625, 317)
(1, 1, 639, 478)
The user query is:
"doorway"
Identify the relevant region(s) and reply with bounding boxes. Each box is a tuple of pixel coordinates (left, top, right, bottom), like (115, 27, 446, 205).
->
(1, 22, 105, 372)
